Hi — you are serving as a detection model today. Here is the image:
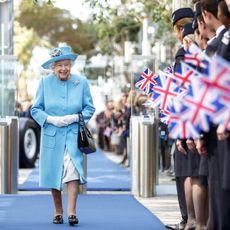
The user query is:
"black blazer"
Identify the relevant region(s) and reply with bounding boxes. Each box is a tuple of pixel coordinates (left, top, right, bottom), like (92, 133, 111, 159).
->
(206, 27, 228, 57)
(217, 30, 230, 61)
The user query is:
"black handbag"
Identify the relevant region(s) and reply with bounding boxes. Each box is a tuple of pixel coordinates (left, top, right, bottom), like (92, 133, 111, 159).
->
(78, 113, 96, 154)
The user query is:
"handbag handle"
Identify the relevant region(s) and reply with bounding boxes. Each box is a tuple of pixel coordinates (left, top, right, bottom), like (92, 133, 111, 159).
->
(78, 112, 84, 125)
(78, 113, 92, 137)
(78, 113, 85, 130)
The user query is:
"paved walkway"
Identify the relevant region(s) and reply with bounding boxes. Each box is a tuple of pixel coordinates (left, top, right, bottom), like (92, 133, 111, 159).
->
(103, 151, 181, 225)
(137, 195, 180, 226)
(18, 151, 181, 227)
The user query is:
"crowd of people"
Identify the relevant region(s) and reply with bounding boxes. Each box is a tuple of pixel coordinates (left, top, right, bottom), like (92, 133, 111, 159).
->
(15, 0, 230, 228)
(96, 1, 230, 230)
(165, 1, 230, 230)
(95, 90, 153, 166)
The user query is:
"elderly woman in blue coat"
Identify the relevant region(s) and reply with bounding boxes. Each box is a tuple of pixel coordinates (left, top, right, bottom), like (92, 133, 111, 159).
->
(31, 46, 95, 226)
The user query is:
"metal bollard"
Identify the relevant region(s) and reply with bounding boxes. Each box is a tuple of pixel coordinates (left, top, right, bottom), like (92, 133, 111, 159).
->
(131, 116, 141, 196)
(0, 117, 19, 194)
(139, 115, 158, 198)
(0, 120, 8, 194)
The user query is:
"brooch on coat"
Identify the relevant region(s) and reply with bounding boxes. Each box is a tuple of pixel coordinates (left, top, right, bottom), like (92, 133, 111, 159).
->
(72, 80, 80, 86)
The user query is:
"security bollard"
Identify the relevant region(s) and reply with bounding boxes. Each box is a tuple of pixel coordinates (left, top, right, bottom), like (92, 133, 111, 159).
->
(0, 117, 19, 194)
(139, 114, 158, 198)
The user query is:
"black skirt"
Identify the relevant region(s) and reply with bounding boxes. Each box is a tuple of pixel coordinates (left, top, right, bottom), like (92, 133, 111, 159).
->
(174, 145, 189, 177)
(199, 155, 208, 176)
(187, 149, 200, 177)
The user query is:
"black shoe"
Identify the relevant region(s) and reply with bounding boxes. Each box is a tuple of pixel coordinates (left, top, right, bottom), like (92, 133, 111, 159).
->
(165, 224, 177, 229)
(68, 215, 79, 226)
(53, 215, 63, 224)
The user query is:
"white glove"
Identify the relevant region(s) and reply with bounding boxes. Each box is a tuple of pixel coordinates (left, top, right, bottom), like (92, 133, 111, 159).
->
(62, 114, 79, 125)
(46, 116, 68, 127)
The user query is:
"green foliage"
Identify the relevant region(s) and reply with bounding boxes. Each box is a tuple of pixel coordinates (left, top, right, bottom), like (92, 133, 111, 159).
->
(16, 0, 97, 59)
(22, 0, 176, 57)
(114, 17, 141, 42)
(84, 67, 105, 80)
(14, 21, 42, 69)
(83, 0, 175, 54)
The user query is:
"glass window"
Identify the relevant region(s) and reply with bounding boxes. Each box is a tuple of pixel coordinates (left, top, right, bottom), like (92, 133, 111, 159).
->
(0, 55, 17, 117)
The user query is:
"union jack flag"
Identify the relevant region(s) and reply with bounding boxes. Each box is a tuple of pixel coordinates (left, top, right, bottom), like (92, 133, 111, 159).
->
(151, 71, 182, 113)
(168, 116, 200, 139)
(180, 81, 217, 132)
(168, 110, 201, 139)
(212, 95, 230, 130)
(184, 43, 211, 70)
(173, 62, 199, 88)
(200, 56, 230, 96)
(160, 110, 171, 124)
(135, 68, 157, 94)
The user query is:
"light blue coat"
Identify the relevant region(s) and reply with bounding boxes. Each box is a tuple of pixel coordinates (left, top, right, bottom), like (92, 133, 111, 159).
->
(31, 73, 95, 190)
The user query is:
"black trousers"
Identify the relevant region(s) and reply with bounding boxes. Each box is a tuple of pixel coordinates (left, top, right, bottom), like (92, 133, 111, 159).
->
(206, 128, 230, 230)
(221, 189, 230, 230)
(176, 176, 188, 222)
(219, 138, 230, 230)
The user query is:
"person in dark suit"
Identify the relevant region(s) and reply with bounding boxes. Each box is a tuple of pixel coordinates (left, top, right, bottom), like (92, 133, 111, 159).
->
(216, 1, 230, 229)
(218, 0, 230, 60)
(201, 0, 228, 56)
(165, 7, 194, 230)
(182, 22, 208, 230)
(195, 1, 229, 229)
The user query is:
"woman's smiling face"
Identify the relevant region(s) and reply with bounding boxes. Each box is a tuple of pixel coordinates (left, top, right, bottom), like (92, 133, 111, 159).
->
(53, 59, 71, 81)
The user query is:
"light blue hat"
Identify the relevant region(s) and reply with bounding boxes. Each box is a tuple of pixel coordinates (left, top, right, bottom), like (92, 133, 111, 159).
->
(42, 46, 78, 69)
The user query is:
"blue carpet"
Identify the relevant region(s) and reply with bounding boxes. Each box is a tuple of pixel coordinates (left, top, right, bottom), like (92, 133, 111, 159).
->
(0, 194, 165, 230)
(19, 150, 131, 191)
(87, 150, 130, 191)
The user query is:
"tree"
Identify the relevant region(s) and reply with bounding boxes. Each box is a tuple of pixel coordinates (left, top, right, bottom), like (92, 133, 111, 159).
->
(16, 0, 97, 65)
(14, 21, 42, 69)
(83, 0, 176, 55)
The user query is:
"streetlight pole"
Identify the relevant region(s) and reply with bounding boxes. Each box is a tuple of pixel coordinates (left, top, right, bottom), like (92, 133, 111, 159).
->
(142, 16, 151, 56)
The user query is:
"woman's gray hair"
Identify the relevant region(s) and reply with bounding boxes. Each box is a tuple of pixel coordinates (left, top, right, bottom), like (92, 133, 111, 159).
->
(50, 60, 75, 70)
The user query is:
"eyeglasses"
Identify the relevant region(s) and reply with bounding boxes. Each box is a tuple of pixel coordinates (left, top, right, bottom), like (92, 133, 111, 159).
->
(50, 48, 62, 57)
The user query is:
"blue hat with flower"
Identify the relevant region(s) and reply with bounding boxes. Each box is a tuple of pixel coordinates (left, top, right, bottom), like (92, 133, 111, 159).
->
(41, 46, 78, 69)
